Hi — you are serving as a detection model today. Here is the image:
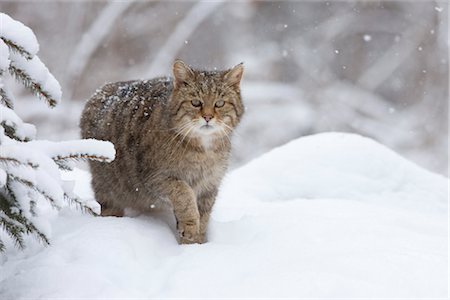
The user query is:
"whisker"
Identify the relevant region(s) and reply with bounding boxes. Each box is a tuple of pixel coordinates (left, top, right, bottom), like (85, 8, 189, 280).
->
(219, 120, 243, 139)
(167, 121, 193, 146)
(164, 122, 195, 164)
(179, 124, 197, 157)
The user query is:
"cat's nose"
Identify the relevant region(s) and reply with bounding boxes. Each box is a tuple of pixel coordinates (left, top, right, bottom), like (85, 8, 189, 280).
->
(203, 115, 213, 122)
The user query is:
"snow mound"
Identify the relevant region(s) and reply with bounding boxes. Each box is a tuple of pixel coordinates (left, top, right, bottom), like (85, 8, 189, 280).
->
(215, 132, 447, 221)
(0, 132, 447, 298)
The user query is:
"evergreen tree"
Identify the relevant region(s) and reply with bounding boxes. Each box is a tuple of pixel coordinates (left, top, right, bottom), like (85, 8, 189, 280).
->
(0, 12, 115, 251)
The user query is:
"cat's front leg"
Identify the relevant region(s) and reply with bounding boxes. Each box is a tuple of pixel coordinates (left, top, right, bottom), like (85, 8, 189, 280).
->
(155, 179, 202, 244)
(197, 188, 218, 243)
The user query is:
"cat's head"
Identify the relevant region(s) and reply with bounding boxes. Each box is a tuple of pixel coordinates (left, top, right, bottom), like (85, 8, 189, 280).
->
(168, 60, 244, 147)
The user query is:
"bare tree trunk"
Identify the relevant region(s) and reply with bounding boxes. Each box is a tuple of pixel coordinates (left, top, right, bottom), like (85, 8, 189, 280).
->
(145, 1, 224, 78)
(64, 1, 134, 100)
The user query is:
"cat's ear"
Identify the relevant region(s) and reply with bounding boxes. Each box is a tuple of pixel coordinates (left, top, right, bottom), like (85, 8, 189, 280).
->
(224, 63, 244, 88)
(173, 59, 194, 88)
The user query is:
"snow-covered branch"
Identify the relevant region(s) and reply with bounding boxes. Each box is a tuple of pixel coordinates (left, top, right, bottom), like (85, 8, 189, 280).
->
(0, 102, 36, 141)
(9, 53, 62, 107)
(30, 139, 116, 163)
(0, 12, 117, 252)
(0, 12, 39, 59)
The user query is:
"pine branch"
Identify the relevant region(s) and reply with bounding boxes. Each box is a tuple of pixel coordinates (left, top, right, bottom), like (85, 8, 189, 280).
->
(0, 183, 50, 249)
(64, 193, 98, 216)
(0, 156, 38, 169)
(0, 193, 25, 249)
(0, 37, 33, 59)
(0, 210, 49, 249)
(0, 104, 35, 141)
(53, 153, 114, 163)
(26, 219, 49, 246)
(0, 87, 14, 109)
(9, 175, 59, 209)
(29, 198, 37, 216)
(53, 160, 74, 172)
(8, 65, 58, 108)
(0, 215, 25, 249)
(1, 122, 26, 142)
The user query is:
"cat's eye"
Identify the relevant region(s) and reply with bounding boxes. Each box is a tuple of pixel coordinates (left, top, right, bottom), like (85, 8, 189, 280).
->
(215, 100, 225, 108)
(191, 99, 202, 107)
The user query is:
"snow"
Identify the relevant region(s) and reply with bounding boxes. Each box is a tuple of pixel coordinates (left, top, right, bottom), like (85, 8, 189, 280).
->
(28, 139, 116, 162)
(9, 52, 62, 104)
(0, 132, 448, 298)
(363, 34, 372, 42)
(0, 168, 6, 187)
(0, 39, 10, 72)
(0, 12, 39, 57)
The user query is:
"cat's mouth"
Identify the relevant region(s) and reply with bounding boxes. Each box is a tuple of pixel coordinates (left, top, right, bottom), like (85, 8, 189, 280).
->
(195, 123, 219, 136)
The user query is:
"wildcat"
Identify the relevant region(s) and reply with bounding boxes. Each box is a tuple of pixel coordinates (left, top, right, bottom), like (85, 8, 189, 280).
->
(80, 60, 244, 244)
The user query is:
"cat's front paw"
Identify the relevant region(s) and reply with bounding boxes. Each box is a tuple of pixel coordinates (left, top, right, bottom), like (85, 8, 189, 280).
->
(177, 219, 202, 244)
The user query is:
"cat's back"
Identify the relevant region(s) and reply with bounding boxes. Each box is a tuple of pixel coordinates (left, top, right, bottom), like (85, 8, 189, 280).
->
(80, 77, 173, 141)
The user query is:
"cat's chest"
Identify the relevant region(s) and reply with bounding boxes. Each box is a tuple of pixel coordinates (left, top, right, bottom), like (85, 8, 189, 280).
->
(175, 151, 226, 191)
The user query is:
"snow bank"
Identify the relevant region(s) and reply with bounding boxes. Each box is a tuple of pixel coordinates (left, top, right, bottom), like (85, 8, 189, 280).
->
(0, 132, 447, 298)
(216, 132, 448, 220)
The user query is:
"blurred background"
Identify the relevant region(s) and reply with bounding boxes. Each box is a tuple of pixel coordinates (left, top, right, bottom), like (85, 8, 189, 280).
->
(2, 0, 448, 175)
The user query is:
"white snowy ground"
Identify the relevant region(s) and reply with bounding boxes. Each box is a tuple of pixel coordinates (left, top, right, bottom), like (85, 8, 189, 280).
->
(0, 132, 448, 298)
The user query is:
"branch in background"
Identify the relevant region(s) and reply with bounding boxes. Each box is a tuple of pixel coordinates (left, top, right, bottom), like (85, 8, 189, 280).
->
(357, 20, 431, 90)
(289, 10, 357, 90)
(64, 1, 134, 100)
(145, 1, 225, 78)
